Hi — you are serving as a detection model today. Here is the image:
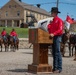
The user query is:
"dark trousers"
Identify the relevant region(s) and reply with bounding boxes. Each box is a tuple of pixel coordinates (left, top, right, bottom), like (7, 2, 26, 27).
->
(52, 35, 62, 72)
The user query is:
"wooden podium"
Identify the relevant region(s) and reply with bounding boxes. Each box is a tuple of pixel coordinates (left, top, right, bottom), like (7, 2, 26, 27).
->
(28, 28, 53, 73)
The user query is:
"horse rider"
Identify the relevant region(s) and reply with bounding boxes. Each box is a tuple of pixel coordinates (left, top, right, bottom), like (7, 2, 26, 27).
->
(10, 28, 18, 43)
(1, 28, 7, 42)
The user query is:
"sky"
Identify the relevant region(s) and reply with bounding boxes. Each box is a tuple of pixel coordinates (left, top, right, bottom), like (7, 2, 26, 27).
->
(0, 0, 76, 20)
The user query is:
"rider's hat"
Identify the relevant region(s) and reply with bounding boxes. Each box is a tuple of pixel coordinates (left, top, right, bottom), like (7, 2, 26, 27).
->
(12, 28, 15, 31)
(3, 28, 5, 30)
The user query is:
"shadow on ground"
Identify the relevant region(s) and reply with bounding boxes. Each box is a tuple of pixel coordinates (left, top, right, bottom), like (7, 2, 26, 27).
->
(7, 69, 38, 74)
(22, 52, 33, 55)
(7, 69, 27, 72)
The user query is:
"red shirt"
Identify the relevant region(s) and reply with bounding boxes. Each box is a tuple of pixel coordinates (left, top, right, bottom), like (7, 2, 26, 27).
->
(1, 31, 6, 36)
(48, 16, 63, 36)
(10, 31, 17, 36)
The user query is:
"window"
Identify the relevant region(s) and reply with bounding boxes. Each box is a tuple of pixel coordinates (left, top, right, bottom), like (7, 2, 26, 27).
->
(26, 11, 28, 22)
(9, 5, 11, 8)
(17, 11, 20, 16)
(0, 12, 1, 15)
(6, 11, 8, 16)
(15, 5, 16, 8)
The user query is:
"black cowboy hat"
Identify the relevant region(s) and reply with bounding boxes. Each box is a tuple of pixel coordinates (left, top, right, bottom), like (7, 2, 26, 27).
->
(51, 7, 61, 13)
(3, 28, 5, 30)
(12, 28, 15, 31)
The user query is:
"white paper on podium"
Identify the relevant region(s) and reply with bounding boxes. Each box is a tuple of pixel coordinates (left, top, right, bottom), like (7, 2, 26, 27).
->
(36, 17, 54, 32)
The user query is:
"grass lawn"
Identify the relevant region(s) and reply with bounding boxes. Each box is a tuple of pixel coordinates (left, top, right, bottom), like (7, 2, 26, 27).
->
(0, 27, 29, 38)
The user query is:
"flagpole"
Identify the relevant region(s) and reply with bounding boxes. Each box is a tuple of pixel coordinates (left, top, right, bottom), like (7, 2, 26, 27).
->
(57, 0, 59, 8)
(67, 13, 69, 16)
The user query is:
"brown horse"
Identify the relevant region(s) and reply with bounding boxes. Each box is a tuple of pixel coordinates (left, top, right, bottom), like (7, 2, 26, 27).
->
(3, 35, 9, 52)
(0, 36, 3, 52)
(9, 36, 19, 52)
(69, 34, 76, 57)
(61, 32, 70, 57)
(61, 32, 76, 57)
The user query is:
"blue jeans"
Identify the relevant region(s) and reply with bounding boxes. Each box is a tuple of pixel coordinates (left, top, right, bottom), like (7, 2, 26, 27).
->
(13, 36, 17, 43)
(52, 35, 62, 72)
(3, 36, 7, 42)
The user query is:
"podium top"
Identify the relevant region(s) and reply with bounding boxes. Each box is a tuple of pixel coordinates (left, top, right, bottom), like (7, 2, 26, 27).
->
(29, 28, 53, 44)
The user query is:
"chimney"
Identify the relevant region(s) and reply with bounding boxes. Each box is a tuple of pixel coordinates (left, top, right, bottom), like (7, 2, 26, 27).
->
(37, 4, 41, 8)
(19, 0, 21, 2)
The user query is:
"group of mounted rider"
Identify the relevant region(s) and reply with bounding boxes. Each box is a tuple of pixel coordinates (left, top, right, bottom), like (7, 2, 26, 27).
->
(61, 23, 76, 60)
(1, 28, 17, 43)
(0, 28, 19, 52)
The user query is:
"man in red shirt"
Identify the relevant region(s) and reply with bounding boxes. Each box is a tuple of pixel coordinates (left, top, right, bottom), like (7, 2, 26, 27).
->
(48, 7, 63, 73)
(1, 28, 7, 42)
(10, 28, 18, 43)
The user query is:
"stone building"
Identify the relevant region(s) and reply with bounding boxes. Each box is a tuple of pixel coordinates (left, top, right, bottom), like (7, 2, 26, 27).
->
(0, 0, 51, 27)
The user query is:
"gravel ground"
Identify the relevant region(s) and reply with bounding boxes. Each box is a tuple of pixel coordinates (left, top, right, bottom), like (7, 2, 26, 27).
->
(0, 48, 76, 75)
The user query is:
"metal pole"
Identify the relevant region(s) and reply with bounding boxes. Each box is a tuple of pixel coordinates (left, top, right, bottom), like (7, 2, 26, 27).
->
(57, 0, 59, 8)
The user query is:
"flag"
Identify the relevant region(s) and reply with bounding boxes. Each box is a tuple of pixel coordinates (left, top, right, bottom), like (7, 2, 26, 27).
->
(65, 15, 74, 30)
(66, 15, 74, 24)
(36, 17, 53, 32)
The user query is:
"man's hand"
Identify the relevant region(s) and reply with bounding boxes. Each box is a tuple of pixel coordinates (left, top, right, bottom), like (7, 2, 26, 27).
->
(50, 34, 54, 38)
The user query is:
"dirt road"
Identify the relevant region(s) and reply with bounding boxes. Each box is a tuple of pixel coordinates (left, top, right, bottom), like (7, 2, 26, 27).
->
(0, 49, 76, 75)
